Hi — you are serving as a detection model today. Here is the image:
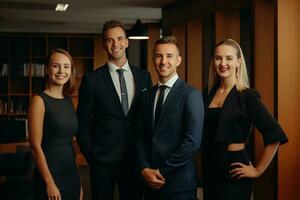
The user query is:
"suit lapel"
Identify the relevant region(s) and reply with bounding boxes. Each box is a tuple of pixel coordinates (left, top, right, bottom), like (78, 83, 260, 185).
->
(128, 65, 139, 115)
(150, 85, 158, 130)
(101, 65, 124, 114)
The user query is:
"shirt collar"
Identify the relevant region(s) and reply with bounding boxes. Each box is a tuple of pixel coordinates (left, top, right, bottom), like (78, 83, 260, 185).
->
(158, 74, 179, 88)
(107, 60, 130, 72)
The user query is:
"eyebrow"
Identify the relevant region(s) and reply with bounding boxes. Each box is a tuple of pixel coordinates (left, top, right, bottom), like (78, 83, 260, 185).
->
(51, 62, 71, 65)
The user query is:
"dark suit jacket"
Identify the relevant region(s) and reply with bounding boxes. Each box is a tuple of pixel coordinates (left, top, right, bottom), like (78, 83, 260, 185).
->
(202, 85, 288, 147)
(76, 64, 152, 166)
(136, 79, 204, 192)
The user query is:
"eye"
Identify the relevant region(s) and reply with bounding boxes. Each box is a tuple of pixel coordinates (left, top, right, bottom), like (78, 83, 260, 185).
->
(154, 54, 162, 59)
(51, 63, 60, 68)
(118, 37, 124, 41)
(105, 38, 112, 43)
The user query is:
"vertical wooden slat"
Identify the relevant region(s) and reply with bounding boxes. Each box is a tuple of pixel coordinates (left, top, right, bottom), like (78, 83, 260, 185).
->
(94, 35, 106, 69)
(171, 23, 186, 81)
(187, 18, 203, 89)
(253, 1, 275, 199)
(147, 23, 161, 84)
(277, 0, 300, 199)
(215, 11, 240, 43)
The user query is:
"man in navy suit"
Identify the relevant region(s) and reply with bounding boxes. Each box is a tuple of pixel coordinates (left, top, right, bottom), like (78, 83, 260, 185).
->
(76, 20, 152, 200)
(136, 36, 204, 200)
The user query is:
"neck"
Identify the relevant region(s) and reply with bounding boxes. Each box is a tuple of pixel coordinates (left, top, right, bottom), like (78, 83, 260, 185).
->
(159, 73, 177, 85)
(219, 78, 236, 91)
(109, 57, 127, 68)
(45, 85, 64, 98)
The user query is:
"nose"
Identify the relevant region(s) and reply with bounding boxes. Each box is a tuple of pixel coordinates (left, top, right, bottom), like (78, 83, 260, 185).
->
(220, 58, 226, 66)
(161, 56, 167, 64)
(58, 66, 64, 73)
(112, 39, 118, 46)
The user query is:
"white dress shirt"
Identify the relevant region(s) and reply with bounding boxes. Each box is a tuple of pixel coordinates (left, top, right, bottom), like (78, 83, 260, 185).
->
(153, 74, 179, 121)
(108, 60, 135, 109)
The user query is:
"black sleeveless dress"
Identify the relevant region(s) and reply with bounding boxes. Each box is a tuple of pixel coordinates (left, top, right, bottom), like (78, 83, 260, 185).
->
(33, 92, 80, 200)
(202, 108, 252, 200)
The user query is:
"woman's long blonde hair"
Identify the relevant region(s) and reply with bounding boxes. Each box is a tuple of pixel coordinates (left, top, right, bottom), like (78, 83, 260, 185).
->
(208, 39, 249, 92)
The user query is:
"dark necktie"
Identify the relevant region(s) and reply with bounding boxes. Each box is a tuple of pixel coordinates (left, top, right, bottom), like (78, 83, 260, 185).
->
(116, 69, 129, 115)
(155, 85, 167, 127)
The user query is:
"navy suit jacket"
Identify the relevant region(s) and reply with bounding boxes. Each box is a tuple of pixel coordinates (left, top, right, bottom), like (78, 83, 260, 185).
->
(136, 79, 204, 192)
(76, 64, 152, 166)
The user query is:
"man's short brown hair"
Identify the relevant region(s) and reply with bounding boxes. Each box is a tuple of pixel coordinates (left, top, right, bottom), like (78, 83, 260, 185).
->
(102, 20, 127, 41)
(154, 36, 180, 53)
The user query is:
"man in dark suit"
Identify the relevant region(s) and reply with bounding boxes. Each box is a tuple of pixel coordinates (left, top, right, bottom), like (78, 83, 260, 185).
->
(76, 20, 152, 200)
(136, 36, 204, 200)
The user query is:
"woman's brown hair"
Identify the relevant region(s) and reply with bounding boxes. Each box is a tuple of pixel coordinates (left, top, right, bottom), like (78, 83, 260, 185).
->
(46, 48, 76, 96)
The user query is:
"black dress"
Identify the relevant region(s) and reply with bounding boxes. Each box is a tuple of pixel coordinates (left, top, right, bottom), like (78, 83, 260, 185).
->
(202, 108, 252, 200)
(33, 92, 80, 200)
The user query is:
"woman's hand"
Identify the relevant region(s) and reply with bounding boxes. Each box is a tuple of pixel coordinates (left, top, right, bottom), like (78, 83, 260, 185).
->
(229, 162, 262, 179)
(46, 182, 61, 200)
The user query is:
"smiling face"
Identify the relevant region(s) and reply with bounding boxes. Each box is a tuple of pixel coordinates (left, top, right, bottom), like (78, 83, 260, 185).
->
(213, 44, 241, 83)
(153, 43, 181, 84)
(46, 52, 72, 87)
(104, 26, 129, 66)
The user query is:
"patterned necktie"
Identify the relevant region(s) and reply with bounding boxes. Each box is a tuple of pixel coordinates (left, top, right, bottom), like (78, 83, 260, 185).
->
(116, 69, 129, 115)
(155, 85, 167, 127)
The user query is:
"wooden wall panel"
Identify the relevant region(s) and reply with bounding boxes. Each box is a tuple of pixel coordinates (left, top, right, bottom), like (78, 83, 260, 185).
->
(215, 11, 240, 44)
(171, 23, 186, 81)
(277, 0, 300, 199)
(187, 18, 203, 90)
(147, 23, 161, 84)
(94, 35, 107, 69)
(253, 1, 275, 199)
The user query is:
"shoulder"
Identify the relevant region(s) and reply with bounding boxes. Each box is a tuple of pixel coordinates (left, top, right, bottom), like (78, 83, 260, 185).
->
(31, 94, 44, 104)
(130, 65, 150, 76)
(178, 80, 202, 98)
(29, 95, 45, 112)
(240, 88, 261, 99)
(83, 65, 107, 83)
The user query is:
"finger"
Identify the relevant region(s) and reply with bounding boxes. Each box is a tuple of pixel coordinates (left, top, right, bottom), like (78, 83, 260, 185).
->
(229, 167, 242, 174)
(150, 182, 164, 189)
(231, 162, 244, 167)
(231, 170, 243, 178)
(150, 180, 165, 187)
(156, 173, 165, 181)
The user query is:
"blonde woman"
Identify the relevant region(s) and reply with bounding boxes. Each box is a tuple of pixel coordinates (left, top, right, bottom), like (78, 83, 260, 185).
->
(29, 49, 81, 200)
(201, 39, 288, 200)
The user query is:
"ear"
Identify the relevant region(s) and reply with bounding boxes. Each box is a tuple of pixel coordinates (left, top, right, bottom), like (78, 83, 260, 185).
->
(238, 58, 242, 67)
(176, 56, 182, 67)
(125, 38, 129, 48)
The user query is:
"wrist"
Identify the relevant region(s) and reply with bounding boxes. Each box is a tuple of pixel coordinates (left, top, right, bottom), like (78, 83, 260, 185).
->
(255, 167, 264, 177)
(45, 179, 55, 187)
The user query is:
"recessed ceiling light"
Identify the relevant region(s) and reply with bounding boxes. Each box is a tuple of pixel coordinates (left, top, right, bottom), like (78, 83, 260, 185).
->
(55, 4, 68, 12)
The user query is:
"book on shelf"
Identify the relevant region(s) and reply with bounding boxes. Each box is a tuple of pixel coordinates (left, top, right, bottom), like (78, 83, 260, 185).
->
(10, 63, 30, 77)
(0, 63, 8, 76)
(31, 63, 45, 77)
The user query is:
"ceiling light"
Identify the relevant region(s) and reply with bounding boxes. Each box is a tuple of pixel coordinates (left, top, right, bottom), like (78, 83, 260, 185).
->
(128, 20, 149, 40)
(55, 4, 69, 12)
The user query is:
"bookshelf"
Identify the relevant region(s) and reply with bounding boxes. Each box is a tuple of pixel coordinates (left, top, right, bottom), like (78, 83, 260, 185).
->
(0, 33, 95, 143)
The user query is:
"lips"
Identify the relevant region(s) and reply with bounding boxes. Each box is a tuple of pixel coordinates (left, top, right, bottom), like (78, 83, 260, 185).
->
(55, 75, 67, 80)
(112, 48, 121, 54)
(218, 67, 229, 73)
